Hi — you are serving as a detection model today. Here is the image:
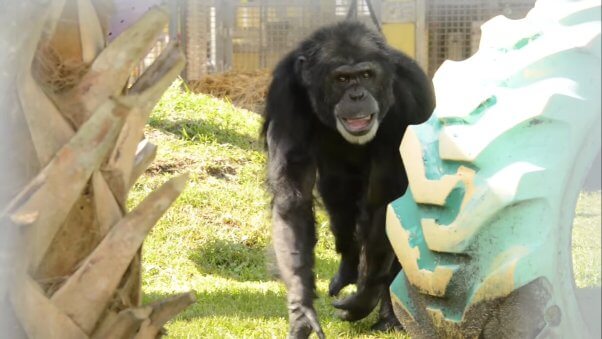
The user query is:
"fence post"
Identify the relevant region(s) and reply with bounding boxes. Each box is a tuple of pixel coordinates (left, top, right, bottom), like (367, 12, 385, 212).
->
(216, 0, 234, 72)
(415, 0, 428, 71)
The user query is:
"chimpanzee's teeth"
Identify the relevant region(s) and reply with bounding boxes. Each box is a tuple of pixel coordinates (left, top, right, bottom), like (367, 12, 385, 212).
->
(345, 115, 371, 122)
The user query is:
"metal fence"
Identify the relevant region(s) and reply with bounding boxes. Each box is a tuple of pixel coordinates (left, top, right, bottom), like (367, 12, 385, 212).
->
(176, 0, 537, 80)
(426, 0, 535, 77)
(183, 0, 382, 80)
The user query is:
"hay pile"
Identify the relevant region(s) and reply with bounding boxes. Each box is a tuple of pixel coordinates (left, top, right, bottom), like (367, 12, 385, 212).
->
(32, 44, 90, 93)
(188, 69, 271, 113)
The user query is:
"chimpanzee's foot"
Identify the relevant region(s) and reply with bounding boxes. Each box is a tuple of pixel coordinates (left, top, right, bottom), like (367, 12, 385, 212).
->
(332, 285, 381, 321)
(371, 287, 403, 332)
(370, 312, 403, 332)
(328, 257, 358, 297)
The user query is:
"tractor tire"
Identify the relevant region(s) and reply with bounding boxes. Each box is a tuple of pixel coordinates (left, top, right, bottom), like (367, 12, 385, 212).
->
(386, 0, 601, 338)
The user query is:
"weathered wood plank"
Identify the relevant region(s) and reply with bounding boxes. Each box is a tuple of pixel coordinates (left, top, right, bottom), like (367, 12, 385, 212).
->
(10, 275, 87, 339)
(135, 292, 196, 339)
(77, 0, 105, 62)
(50, 174, 188, 333)
(3, 99, 130, 271)
(61, 7, 169, 127)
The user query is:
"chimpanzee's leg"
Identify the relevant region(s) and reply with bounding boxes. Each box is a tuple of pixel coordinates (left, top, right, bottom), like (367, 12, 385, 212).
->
(371, 260, 403, 331)
(332, 149, 406, 324)
(332, 205, 396, 321)
(317, 174, 362, 297)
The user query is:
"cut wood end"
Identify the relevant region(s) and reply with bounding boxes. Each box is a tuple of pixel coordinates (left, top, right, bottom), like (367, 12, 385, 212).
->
(148, 291, 196, 328)
(170, 173, 189, 193)
(155, 291, 196, 310)
(134, 141, 158, 167)
(180, 291, 196, 304)
(10, 211, 40, 225)
(114, 6, 170, 43)
(78, 0, 105, 62)
(3, 173, 46, 219)
(129, 41, 186, 95)
(130, 141, 158, 187)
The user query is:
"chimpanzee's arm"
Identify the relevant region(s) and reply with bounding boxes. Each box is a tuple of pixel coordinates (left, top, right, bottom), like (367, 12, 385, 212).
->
(263, 54, 325, 339)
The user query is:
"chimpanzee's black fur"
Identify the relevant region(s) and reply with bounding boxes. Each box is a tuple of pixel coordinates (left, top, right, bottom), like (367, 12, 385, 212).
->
(262, 21, 435, 338)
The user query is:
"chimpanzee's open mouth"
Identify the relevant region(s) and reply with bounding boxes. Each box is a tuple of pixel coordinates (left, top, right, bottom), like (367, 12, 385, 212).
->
(339, 113, 375, 134)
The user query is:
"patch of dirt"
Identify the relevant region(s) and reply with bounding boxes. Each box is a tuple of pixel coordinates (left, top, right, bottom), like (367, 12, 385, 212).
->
(146, 158, 196, 175)
(205, 164, 237, 180)
(146, 154, 240, 181)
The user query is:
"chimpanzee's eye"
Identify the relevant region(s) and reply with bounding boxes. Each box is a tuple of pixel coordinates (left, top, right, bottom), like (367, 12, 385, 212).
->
(337, 75, 349, 83)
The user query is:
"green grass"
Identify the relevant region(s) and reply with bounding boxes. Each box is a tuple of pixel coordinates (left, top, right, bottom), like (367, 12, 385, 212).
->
(130, 82, 403, 338)
(131, 82, 600, 338)
(572, 191, 602, 288)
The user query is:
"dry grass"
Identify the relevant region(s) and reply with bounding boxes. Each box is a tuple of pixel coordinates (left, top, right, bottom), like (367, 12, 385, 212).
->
(187, 70, 271, 113)
(32, 43, 90, 93)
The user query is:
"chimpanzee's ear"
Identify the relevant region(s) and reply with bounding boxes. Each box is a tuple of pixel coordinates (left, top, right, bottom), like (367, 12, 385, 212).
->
(394, 54, 436, 125)
(294, 55, 306, 75)
(295, 56, 311, 86)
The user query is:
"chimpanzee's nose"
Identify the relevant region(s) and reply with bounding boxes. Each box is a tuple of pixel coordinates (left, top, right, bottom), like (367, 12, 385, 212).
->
(349, 89, 365, 101)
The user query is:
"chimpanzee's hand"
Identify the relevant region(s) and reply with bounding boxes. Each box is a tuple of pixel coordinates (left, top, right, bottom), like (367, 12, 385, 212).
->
(288, 304, 326, 339)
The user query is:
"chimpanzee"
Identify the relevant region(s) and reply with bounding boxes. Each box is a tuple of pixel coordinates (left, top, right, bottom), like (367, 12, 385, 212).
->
(262, 21, 435, 338)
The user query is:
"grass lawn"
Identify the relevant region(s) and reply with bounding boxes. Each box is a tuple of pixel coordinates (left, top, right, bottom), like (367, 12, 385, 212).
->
(129, 83, 601, 338)
(572, 191, 602, 287)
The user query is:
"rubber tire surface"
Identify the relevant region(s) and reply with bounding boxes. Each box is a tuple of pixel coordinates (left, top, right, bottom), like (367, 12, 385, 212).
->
(386, 0, 601, 338)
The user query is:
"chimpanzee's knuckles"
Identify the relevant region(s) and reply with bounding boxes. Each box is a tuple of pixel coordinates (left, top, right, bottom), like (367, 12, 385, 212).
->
(287, 303, 325, 339)
(332, 287, 381, 321)
(328, 276, 345, 297)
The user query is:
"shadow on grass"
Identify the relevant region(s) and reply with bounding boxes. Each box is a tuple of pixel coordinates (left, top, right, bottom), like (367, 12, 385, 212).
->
(149, 117, 263, 152)
(189, 239, 341, 284)
(142, 287, 393, 337)
(143, 289, 287, 320)
(145, 250, 386, 336)
(189, 239, 271, 282)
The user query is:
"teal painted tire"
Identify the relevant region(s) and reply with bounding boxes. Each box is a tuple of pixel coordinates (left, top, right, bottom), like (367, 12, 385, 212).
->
(386, 0, 601, 338)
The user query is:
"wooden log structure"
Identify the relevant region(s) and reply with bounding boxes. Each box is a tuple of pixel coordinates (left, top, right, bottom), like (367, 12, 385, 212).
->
(0, 1, 194, 337)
